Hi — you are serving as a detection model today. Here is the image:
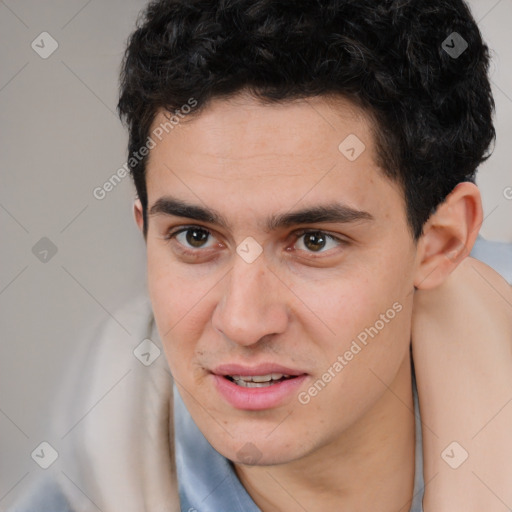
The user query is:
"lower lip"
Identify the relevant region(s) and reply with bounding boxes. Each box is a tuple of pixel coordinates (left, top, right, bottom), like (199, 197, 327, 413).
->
(212, 374, 308, 410)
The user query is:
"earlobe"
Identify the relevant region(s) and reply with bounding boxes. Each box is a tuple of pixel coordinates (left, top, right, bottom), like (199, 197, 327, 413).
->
(414, 182, 483, 290)
(133, 198, 145, 233)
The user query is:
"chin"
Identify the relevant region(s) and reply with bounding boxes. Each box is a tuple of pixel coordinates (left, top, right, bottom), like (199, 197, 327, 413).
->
(206, 425, 315, 467)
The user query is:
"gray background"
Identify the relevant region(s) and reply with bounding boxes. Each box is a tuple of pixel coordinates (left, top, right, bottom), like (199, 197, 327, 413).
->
(0, 0, 511, 508)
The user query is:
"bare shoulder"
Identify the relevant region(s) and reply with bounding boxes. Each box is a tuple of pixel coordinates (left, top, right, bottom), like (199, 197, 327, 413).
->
(455, 256, 512, 305)
(413, 256, 512, 334)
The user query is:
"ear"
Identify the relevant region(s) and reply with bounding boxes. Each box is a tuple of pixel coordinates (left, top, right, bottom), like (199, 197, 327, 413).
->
(133, 198, 145, 233)
(414, 182, 483, 290)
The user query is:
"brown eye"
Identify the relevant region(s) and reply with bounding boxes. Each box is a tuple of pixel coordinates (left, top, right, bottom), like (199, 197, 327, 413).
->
(294, 230, 341, 254)
(302, 232, 327, 252)
(168, 226, 216, 250)
(184, 228, 210, 248)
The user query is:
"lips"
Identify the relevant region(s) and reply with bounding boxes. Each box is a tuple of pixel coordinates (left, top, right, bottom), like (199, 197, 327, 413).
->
(211, 363, 308, 410)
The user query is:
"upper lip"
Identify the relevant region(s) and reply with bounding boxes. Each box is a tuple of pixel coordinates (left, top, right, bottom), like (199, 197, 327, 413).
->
(212, 363, 306, 377)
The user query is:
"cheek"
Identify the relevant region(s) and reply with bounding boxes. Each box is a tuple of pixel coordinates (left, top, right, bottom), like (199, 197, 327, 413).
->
(315, 268, 414, 399)
(291, 267, 411, 349)
(297, 276, 413, 434)
(146, 246, 214, 363)
(292, 254, 415, 394)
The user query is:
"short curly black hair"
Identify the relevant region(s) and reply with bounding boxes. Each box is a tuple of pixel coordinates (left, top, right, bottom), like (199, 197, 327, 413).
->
(118, 0, 495, 239)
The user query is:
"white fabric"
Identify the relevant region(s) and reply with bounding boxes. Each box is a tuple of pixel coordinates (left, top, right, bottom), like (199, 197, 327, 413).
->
(12, 294, 180, 512)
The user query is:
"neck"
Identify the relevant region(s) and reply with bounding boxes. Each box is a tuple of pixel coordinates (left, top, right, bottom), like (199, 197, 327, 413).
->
(234, 356, 416, 512)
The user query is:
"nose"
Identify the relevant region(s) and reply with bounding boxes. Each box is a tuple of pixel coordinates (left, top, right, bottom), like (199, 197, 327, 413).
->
(211, 255, 289, 347)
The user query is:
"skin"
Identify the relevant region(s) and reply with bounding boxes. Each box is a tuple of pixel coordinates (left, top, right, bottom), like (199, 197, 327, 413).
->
(413, 257, 512, 511)
(134, 91, 486, 511)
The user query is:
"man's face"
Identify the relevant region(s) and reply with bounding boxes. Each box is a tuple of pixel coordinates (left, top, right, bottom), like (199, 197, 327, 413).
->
(142, 93, 419, 465)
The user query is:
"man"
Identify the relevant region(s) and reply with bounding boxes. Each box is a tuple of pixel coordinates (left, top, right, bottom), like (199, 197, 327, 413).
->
(10, 0, 512, 511)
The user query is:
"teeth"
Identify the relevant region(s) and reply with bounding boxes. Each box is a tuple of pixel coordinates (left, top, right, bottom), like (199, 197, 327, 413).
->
(232, 373, 288, 383)
(228, 373, 292, 386)
(235, 380, 274, 388)
(250, 374, 274, 383)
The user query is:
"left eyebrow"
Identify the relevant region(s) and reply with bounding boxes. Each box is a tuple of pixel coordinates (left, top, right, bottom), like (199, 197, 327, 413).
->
(266, 203, 374, 231)
(148, 196, 374, 231)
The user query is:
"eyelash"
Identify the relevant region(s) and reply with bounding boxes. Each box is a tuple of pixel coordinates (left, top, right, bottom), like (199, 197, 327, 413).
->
(164, 225, 347, 258)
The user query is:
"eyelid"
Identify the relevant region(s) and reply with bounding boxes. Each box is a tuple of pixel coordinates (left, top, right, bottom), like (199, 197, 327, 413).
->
(165, 225, 220, 248)
(292, 228, 346, 242)
(291, 228, 347, 253)
(164, 224, 212, 240)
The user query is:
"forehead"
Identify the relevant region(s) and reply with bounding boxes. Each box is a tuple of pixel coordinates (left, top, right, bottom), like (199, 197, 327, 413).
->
(144, 93, 405, 230)
(149, 92, 374, 165)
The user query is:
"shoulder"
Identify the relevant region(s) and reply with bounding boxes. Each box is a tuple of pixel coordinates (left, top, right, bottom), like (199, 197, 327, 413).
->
(470, 236, 512, 286)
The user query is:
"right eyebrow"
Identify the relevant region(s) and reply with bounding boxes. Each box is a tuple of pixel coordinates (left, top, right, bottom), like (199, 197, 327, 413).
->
(149, 197, 229, 229)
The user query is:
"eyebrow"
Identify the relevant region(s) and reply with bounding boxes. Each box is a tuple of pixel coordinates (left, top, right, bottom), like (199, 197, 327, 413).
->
(149, 196, 374, 231)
